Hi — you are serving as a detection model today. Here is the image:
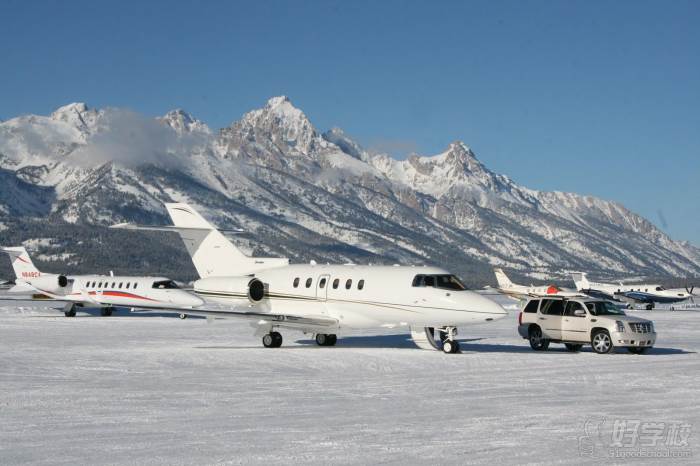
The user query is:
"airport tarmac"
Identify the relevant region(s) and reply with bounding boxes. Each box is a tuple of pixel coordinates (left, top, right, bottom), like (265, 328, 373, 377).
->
(0, 297, 698, 465)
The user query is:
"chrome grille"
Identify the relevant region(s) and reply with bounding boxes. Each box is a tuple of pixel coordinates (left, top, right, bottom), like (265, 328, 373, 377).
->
(629, 322, 652, 333)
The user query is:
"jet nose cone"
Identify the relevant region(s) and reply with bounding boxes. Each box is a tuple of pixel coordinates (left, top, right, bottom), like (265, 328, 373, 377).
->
(183, 292, 204, 308)
(475, 293, 508, 320)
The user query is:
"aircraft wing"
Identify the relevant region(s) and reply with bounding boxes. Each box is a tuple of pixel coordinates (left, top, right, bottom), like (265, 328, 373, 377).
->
(127, 303, 339, 329)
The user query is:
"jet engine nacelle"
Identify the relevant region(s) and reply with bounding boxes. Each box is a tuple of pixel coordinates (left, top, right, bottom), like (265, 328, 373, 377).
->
(31, 274, 71, 295)
(194, 276, 266, 303)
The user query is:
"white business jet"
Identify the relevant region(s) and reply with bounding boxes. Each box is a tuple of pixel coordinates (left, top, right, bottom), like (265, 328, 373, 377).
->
(491, 268, 583, 300)
(112, 203, 507, 353)
(1, 246, 203, 316)
(571, 272, 695, 310)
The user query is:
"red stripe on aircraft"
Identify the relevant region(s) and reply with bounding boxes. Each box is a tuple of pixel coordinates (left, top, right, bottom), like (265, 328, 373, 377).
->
(101, 291, 158, 302)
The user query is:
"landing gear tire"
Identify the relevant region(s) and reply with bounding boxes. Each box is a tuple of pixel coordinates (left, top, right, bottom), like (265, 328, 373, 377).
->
(179, 313, 188, 320)
(442, 339, 460, 354)
(565, 343, 583, 352)
(64, 309, 76, 317)
(591, 330, 613, 354)
(628, 347, 649, 354)
(645, 303, 654, 310)
(100, 308, 113, 317)
(315, 333, 337, 346)
(528, 326, 550, 351)
(262, 331, 283, 348)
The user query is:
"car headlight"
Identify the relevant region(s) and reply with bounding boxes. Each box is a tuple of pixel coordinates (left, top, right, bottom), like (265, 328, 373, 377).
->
(616, 321, 625, 332)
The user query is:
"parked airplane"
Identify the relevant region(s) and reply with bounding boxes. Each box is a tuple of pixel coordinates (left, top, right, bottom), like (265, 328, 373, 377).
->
(491, 268, 583, 300)
(112, 203, 507, 353)
(0, 246, 203, 316)
(571, 272, 695, 310)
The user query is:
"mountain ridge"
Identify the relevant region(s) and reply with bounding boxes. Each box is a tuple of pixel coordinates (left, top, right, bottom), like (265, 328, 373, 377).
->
(0, 97, 698, 284)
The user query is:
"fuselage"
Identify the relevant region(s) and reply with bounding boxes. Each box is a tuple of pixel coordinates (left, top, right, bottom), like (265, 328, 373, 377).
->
(194, 264, 507, 330)
(580, 281, 692, 304)
(496, 283, 581, 300)
(27, 274, 203, 309)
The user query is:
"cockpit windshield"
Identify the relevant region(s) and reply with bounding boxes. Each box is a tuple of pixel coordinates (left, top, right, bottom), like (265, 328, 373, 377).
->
(152, 280, 179, 289)
(412, 274, 467, 291)
(655, 286, 666, 291)
(585, 301, 625, 316)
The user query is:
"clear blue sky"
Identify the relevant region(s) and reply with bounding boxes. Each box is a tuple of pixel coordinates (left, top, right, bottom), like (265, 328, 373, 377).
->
(1, 0, 699, 245)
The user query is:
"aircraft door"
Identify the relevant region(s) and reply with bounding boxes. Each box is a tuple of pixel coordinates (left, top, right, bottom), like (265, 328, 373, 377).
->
(316, 274, 330, 301)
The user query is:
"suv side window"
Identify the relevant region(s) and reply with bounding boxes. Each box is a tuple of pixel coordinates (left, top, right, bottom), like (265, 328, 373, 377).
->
(541, 299, 565, 316)
(523, 299, 540, 313)
(564, 301, 585, 316)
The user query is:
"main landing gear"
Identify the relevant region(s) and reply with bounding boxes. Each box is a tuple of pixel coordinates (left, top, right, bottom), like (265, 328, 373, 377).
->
(262, 331, 283, 348)
(315, 333, 337, 346)
(100, 307, 114, 317)
(179, 313, 188, 320)
(441, 327, 460, 354)
(64, 303, 77, 317)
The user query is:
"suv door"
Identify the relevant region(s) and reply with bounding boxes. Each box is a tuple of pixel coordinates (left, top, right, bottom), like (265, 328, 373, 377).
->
(562, 301, 590, 342)
(539, 299, 565, 340)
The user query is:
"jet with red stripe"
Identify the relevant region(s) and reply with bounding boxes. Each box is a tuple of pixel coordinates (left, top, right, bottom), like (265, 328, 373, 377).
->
(490, 268, 584, 300)
(1, 246, 203, 317)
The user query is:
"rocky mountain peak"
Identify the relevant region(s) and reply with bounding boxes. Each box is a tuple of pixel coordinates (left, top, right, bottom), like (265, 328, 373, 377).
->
(322, 127, 364, 160)
(158, 109, 211, 135)
(224, 96, 322, 159)
(50, 103, 93, 131)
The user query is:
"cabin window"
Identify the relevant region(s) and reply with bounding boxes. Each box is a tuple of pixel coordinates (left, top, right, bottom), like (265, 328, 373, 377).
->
(305, 278, 312, 288)
(346, 279, 352, 289)
(111, 282, 116, 288)
(358, 279, 365, 290)
(411, 274, 466, 290)
(333, 278, 339, 289)
(293, 277, 300, 288)
(119, 282, 123, 289)
(98, 282, 103, 288)
(319, 278, 327, 289)
(152, 280, 179, 289)
(126, 283, 130, 289)
(133, 283, 138, 289)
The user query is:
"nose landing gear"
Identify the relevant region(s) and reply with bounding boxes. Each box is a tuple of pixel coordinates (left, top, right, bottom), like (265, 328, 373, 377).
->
(441, 327, 460, 354)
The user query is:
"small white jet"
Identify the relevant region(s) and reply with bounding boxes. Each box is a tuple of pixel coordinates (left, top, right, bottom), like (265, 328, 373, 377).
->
(571, 272, 695, 310)
(113, 203, 507, 353)
(1, 246, 204, 316)
(491, 268, 582, 300)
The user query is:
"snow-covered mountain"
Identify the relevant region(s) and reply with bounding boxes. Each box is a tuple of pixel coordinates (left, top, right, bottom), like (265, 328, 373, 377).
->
(1, 97, 698, 283)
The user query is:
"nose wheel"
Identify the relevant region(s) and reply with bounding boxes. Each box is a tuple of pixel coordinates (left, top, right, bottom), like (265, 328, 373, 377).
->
(441, 326, 460, 354)
(262, 331, 283, 348)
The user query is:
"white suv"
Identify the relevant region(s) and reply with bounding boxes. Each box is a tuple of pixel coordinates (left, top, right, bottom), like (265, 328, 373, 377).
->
(517, 297, 656, 354)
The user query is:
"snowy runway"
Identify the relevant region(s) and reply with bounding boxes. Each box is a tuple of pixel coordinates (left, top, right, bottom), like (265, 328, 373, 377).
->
(1, 300, 698, 465)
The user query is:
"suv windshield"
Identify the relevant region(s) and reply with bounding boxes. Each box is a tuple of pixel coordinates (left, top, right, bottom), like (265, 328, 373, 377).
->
(585, 301, 625, 316)
(412, 274, 467, 291)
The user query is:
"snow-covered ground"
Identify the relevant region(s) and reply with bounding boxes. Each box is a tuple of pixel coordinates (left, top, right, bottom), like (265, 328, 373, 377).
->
(0, 297, 698, 465)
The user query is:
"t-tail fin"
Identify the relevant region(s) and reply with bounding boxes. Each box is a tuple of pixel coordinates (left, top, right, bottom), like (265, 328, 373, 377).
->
(494, 268, 514, 288)
(164, 203, 288, 278)
(571, 272, 590, 291)
(1, 246, 42, 282)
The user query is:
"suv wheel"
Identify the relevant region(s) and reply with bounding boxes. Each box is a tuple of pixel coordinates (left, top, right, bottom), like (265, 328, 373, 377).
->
(591, 330, 613, 354)
(528, 326, 549, 351)
(565, 343, 583, 352)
